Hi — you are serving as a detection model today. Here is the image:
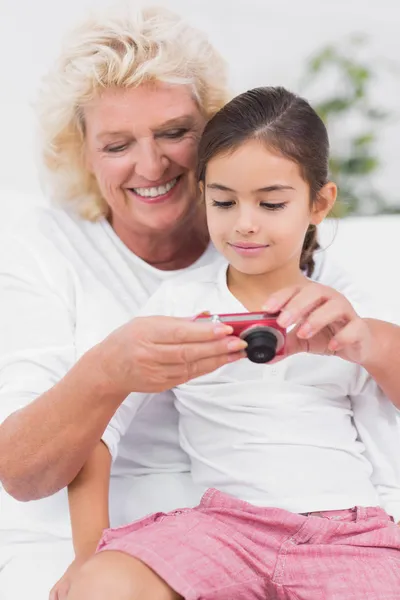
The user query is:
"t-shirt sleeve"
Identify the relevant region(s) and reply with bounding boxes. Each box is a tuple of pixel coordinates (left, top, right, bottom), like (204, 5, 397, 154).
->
(350, 369, 400, 522)
(101, 280, 178, 460)
(0, 233, 76, 425)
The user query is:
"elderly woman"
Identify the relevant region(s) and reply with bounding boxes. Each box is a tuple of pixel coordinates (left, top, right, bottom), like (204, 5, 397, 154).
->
(0, 5, 399, 600)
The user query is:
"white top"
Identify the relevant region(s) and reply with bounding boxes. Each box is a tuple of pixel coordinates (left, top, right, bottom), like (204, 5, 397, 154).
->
(106, 260, 400, 521)
(0, 206, 394, 540)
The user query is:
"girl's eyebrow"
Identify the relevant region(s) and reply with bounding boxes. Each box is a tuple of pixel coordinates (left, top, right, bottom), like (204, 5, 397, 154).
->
(206, 183, 294, 193)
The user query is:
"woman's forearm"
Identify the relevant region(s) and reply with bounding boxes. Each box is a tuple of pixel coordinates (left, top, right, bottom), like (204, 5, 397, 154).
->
(363, 319, 400, 409)
(0, 344, 125, 502)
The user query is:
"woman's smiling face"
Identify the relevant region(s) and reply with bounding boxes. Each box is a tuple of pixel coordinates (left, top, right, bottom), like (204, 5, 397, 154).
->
(84, 82, 206, 239)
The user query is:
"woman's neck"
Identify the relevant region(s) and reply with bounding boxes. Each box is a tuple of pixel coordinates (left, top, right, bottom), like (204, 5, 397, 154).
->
(227, 262, 308, 312)
(110, 210, 209, 271)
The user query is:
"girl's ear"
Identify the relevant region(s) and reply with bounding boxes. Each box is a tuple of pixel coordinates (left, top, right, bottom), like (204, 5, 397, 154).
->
(310, 182, 337, 225)
(199, 181, 204, 196)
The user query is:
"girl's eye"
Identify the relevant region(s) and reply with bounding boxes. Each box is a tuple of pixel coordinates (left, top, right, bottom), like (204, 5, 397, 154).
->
(260, 202, 287, 211)
(160, 128, 189, 139)
(211, 200, 235, 208)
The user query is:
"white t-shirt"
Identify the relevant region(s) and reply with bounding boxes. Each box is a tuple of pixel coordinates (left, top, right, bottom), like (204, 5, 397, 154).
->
(105, 259, 400, 521)
(0, 206, 392, 539)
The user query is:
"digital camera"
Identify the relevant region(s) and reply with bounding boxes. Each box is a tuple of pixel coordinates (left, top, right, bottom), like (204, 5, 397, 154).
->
(196, 311, 286, 363)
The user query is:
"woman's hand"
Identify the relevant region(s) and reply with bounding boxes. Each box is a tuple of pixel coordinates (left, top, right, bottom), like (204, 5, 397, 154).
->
(263, 282, 373, 365)
(49, 552, 93, 600)
(97, 315, 247, 395)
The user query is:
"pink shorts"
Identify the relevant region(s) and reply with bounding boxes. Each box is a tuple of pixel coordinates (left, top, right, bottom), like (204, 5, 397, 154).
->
(97, 489, 400, 600)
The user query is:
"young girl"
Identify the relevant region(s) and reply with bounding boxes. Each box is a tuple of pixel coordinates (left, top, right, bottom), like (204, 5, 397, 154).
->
(64, 87, 400, 600)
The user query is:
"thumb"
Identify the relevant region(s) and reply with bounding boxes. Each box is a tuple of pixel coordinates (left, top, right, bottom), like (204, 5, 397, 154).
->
(267, 327, 304, 364)
(282, 326, 307, 357)
(58, 580, 71, 600)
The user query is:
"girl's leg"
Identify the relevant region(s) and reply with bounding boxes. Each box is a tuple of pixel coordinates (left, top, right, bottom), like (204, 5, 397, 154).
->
(66, 551, 182, 600)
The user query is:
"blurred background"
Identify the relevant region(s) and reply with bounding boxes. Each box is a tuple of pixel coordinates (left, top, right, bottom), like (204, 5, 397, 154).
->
(0, 0, 399, 317)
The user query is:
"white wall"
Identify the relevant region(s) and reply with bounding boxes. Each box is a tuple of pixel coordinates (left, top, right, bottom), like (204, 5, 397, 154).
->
(1, 0, 399, 315)
(1, 0, 400, 202)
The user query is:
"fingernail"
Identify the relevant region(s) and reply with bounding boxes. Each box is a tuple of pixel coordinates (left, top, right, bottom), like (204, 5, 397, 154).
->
(328, 339, 339, 351)
(214, 324, 233, 335)
(227, 339, 247, 351)
(263, 299, 278, 312)
(298, 323, 312, 338)
(278, 311, 292, 327)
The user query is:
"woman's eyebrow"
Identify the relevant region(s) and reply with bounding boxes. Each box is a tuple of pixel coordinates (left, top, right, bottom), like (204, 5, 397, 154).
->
(154, 115, 196, 131)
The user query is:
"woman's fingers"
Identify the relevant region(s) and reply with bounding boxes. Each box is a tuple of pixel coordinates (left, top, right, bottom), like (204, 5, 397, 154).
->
(155, 335, 247, 365)
(184, 350, 246, 381)
(144, 316, 234, 344)
(162, 349, 246, 384)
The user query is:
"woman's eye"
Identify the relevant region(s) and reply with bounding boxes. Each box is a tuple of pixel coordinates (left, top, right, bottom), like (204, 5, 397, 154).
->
(211, 200, 235, 208)
(161, 128, 188, 139)
(105, 144, 128, 153)
(260, 202, 287, 211)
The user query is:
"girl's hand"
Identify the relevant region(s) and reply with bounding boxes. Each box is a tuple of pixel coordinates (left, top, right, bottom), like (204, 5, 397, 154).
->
(263, 282, 373, 365)
(49, 552, 94, 600)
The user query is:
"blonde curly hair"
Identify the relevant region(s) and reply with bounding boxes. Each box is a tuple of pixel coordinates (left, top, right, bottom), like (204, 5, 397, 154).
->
(37, 4, 230, 220)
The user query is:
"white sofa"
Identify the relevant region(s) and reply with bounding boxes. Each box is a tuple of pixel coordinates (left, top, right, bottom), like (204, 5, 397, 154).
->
(319, 216, 400, 324)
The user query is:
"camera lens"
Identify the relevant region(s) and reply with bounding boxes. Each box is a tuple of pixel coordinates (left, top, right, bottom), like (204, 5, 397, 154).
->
(243, 329, 278, 363)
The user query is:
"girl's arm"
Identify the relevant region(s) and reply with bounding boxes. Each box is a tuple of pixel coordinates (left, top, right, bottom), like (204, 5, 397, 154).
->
(68, 440, 112, 557)
(49, 441, 111, 599)
(263, 283, 400, 409)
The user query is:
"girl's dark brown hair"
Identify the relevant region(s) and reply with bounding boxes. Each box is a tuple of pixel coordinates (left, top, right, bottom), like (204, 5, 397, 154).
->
(197, 86, 330, 276)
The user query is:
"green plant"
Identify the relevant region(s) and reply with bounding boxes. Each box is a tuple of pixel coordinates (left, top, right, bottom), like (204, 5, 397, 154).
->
(300, 36, 398, 216)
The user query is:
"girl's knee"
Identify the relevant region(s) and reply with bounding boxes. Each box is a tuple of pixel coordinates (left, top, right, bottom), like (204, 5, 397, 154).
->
(66, 551, 180, 600)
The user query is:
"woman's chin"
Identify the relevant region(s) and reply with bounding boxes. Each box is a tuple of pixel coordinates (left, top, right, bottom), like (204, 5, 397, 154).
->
(136, 202, 197, 234)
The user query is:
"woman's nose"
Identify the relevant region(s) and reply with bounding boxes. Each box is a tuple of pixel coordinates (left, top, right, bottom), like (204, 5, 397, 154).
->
(134, 139, 169, 181)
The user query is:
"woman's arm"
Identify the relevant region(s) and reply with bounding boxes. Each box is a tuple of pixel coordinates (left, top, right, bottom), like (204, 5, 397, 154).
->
(362, 319, 400, 410)
(0, 316, 244, 502)
(0, 345, 125, 501)
(0, 234, 244, 502)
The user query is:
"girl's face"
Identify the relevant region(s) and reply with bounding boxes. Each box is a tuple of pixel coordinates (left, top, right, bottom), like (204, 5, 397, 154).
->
(203, 139, 335, 278)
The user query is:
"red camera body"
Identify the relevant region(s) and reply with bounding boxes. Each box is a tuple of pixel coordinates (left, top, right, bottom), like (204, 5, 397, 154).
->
(195, 311, 286, 363)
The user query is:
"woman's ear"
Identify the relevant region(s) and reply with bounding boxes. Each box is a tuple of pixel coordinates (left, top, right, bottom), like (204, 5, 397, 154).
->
(198, 181, 204, 196)
(310, 182, 337, 225)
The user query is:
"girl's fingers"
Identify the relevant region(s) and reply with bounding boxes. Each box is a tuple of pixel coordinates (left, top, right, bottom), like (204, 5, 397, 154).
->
(328, 318, 365, 352)
(274, 286, 332, 328)
(262, 285, 303, 314)
(296, 299, 354, 340)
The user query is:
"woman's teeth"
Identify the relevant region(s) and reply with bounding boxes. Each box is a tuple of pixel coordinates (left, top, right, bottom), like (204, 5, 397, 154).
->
(132, 177, 178, 198)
